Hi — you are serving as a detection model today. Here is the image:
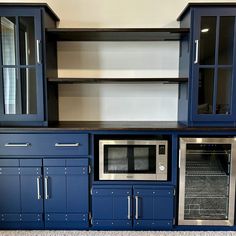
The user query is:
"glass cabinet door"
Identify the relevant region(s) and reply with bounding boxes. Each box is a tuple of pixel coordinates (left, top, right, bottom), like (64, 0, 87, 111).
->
(192, 9, 236, 121)
(0, 8, 44, 123)
(179, 138, 236, 226)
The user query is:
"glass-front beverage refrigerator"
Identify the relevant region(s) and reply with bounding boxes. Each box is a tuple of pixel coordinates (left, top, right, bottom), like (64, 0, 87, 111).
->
(178, 138, 236, 226)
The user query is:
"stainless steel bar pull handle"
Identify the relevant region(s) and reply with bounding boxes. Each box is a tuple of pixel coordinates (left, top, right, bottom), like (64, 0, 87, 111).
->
(127, 196, 131, 219)
(194, 40, 199, 64)
(36, 176, 41, 200)
(5, 143, 31, 147)
(45, 176, 49, 199)
(36, 40, 41, 64)
(135, 196, 139, 220)
(55, 143, 80, 147)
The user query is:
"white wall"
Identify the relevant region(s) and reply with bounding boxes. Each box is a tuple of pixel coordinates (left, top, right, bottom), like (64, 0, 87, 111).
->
(1, 0, 236, 121)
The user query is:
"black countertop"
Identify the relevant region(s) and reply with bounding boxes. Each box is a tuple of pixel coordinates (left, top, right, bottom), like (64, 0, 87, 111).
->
(0, 121, 236, 132)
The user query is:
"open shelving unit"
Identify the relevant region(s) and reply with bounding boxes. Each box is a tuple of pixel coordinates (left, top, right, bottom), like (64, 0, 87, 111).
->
(46, 27, 189, 84)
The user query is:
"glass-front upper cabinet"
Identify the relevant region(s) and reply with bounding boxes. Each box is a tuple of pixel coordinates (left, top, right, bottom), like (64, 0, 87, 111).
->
(192, 8, 236, 123)
(0, 8, 44, 125)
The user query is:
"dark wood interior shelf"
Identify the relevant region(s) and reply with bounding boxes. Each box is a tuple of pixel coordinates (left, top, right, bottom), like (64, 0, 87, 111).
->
(47, 77, 188, 84)
(46, 28, 189, 41)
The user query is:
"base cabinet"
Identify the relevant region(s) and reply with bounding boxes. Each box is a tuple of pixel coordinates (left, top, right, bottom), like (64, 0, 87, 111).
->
(133, 187, 174, 229)
(0, 159, 43, 229)
(44, 159, 89, 229)
(92, 185, 174, 230)
(0, 158, 89, 229)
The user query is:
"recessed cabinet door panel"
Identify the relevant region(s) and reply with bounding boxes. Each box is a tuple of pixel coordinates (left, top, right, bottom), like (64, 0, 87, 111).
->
(154, 196, 174, 220)
(44, 167, 66, 213)
(66, 167, 88, 213)
(92, 187, 132, 222)
(20, 167, 43, 213)
(0, 168, 20, 213)
(133, 188, 174, 229)
(44, 163, 89, 228)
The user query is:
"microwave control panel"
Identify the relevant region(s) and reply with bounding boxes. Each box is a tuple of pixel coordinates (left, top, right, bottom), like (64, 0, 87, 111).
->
(156, 141, 168, 180)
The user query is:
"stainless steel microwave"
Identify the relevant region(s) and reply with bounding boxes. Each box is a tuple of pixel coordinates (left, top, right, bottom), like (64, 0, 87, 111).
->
(99, 140, 168, 181)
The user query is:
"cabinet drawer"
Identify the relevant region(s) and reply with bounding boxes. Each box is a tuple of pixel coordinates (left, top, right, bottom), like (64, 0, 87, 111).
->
(0, 134, 89, 156)
(40, 134, 89, 156)
(0, 134, 44, 156)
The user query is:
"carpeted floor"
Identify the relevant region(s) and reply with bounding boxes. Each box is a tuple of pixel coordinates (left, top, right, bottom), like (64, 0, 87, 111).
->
(0, 231, 236, 236)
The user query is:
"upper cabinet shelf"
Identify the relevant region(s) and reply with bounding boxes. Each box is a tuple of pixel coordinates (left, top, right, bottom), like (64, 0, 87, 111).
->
(46, 28, 189, 41)
(48, 77, 188, 84)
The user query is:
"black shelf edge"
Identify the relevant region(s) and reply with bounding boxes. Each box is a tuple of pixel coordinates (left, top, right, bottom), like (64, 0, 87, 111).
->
(47, 77, 188, 84)
(1, 121, 236, 131)
(46, 28, 189, 41)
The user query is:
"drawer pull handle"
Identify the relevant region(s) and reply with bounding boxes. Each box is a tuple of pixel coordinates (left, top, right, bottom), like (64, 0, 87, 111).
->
(36, 176, 41, 200)
(5, 143, 31, 147)
(55, 143, 80, 147)
(45, 176, 49, 199)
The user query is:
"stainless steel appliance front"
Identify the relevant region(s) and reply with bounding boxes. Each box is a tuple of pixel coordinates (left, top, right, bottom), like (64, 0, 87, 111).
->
(178, 137, 236, 226)
(99, 140, 168, 181)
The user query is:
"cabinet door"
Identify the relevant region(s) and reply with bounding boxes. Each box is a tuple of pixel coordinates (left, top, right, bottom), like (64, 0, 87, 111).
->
(92, 187, 132, 229)
(0, 7, 44, 123)
(0, 167, 21, 214)
(191, 8, 236, 123)
(20, 167, 43, 213)
(133, 187, 174, 229)
(0, 159, 43, 229)
(44, 165, 89, 229)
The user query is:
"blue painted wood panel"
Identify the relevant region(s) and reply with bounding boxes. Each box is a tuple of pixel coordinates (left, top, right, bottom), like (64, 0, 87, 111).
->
(133, 187, 174, 229)
(0, 133, 89, 156)
(20, 168, 43, 213)
(44, 167, 67, 213)
(0, 169, 21, 213)
(92, 186, 132, 229)
(44, 160, 89, 229)
(0, 159, 44, 229)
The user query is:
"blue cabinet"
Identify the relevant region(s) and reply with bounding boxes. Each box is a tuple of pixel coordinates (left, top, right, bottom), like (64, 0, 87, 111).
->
(92, 186, 132, 229)
(43, 159, 89, 229)
(0, 4, 58, 126)
(0, 158, 89, 230)
(133, 187, 174, 229)
(178, 5, 236, 126)
(92, 185, 174, 230)
(0, 159, 43, 229)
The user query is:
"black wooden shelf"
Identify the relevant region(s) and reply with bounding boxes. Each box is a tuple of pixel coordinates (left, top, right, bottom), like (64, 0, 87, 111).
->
(46, 28, 189, 41)
(47, 77, 188, 83)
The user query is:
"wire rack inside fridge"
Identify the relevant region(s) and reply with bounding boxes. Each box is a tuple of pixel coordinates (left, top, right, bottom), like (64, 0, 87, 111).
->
(184, 150, 230, 220)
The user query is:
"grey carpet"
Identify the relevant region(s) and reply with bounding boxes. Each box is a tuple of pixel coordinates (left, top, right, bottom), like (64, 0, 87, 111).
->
(0, 231, 236, 236)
